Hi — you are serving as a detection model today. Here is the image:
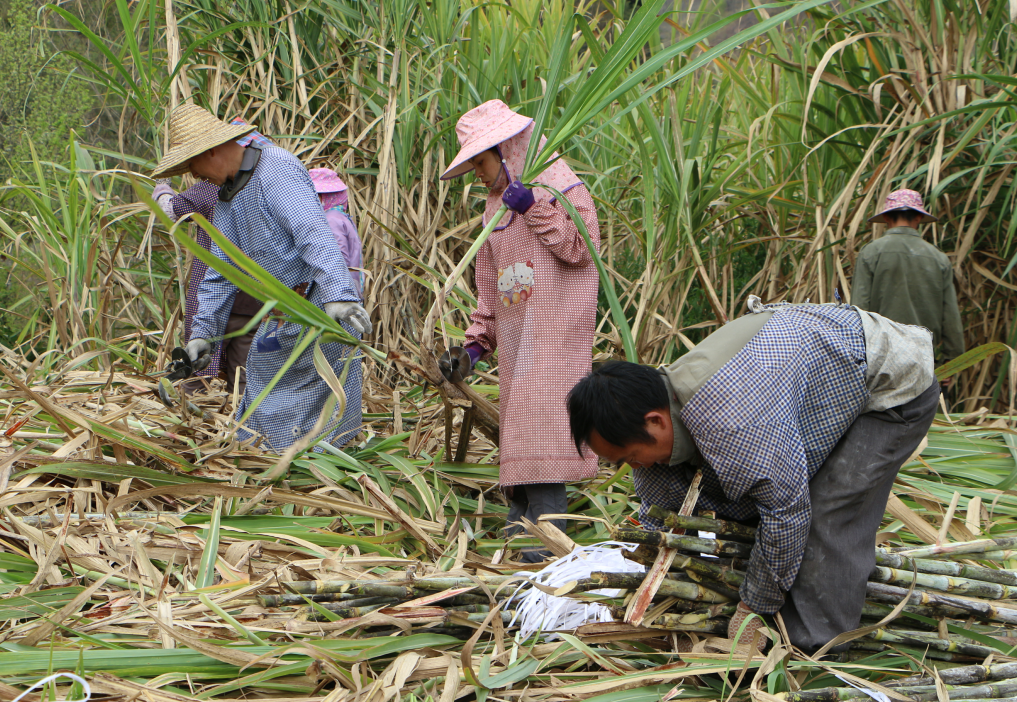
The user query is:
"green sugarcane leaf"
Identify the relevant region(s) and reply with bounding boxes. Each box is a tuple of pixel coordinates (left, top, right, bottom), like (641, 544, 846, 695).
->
(935, 342, 1011, 380)
(375, 452, 438, 520)
(195, 496, 223, 589)
(0, 586, 85, 622)
(357, 633, 461, 660)
(17, 463, 216, 486)
(996, 433, 1017, 491)
(479, 655, 540, 689)
(194, 662, 309, 700)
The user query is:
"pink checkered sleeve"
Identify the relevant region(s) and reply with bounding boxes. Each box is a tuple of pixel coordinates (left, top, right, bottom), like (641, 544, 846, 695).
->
(523, 185, 599, 266)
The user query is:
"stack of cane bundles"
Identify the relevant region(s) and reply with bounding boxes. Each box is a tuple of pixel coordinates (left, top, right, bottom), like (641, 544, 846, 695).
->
(612, 506, 1017, 661)
(262, 505, 1017, 661)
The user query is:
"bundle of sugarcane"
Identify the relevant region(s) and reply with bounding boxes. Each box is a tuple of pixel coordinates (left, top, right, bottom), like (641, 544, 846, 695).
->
(257, 575, 516, 625)
(607, 506, 1017, 659)
(259, 569, 732, 636)
(776, 661, 1017, 701)
(257, 507, 1016, 649)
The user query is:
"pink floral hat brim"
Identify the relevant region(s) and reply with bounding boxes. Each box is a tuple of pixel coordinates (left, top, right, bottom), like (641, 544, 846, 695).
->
(868, 188, 938, 224)
(441, 100, 534, 180)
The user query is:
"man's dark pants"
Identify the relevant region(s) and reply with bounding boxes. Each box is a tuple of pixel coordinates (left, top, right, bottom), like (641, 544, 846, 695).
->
(779, 380, 941, 653)
(505, 483, 567, 563)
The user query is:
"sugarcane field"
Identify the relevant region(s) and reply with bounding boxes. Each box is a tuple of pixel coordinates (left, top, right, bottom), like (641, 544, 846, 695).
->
(3, 0, 1017, 700)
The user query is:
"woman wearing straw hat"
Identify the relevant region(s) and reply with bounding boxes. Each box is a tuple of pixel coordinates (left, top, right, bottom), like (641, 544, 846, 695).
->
(150, 119, 271, 395)
(853, 188, 965, 371)
(438, 99, 601, 562)
(151, 104, 370, 451)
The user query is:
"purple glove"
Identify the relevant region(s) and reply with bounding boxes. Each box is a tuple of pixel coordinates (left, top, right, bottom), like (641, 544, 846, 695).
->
(465, 343, 483, 366)
(152, 180, 176, 201)
(502, 180, 535, 214)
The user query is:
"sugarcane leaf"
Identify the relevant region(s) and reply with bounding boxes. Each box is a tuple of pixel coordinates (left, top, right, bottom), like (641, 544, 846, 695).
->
(357, 634, 461, 659)
(17, 463, 215, 486)
(478, 655, 540, 689)
(523, 11, 575, 171)
(375, 452, 438, 520)
(194, 662, 309, 700)
(195, 496, 223, 589)
(935, 342, 1010, 380)
(996, 433, 1017, 491)
(0, 586, 85, 622)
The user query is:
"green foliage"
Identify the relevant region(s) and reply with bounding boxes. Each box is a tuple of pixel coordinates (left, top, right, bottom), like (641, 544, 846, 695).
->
(0, 0, 91, 180)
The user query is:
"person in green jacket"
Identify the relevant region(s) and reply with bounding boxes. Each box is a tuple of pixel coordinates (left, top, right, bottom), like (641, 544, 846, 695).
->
(853, 188, 965, 372)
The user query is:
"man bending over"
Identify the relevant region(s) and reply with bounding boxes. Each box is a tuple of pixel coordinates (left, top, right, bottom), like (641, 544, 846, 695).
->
(566, 301, 938, 653)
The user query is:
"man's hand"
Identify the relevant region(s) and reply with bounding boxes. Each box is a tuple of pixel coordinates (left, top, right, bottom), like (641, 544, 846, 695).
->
(728, 601, 766, 651)
(185, 338, 213, 372)
(324, 301, 372, 335)
(439, 346, 473, 382)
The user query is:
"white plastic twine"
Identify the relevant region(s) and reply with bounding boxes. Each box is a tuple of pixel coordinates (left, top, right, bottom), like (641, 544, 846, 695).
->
(835, 675, 890, 702)
(506, 542, 645, 641)
(13, 673, 91, 702)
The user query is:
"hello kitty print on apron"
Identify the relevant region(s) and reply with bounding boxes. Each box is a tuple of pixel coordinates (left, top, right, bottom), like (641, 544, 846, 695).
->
(498, 261, 534, 307)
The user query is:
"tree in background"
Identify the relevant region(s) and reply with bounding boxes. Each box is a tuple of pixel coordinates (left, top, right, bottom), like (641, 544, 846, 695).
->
(0, 0, 92, 180)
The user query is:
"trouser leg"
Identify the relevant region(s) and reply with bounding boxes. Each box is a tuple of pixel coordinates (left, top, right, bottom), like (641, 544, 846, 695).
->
(504, 483, 568, 563)
(779, 381, 940, 653)
(221, 314, 255, 396)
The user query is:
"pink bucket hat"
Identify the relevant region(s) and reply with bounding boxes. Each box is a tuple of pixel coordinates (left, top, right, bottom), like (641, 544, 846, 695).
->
(440, 100, 533, 180)
(309, 167, 348, 193)
(868, 188, 938, 224)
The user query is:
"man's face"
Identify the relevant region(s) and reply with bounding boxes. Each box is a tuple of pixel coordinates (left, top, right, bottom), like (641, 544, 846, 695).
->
(189, 145, 234, 186)
(586, 410, 673, 469)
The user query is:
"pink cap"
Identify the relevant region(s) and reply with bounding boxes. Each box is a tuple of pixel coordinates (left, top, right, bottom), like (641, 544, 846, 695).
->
(868, 188, 938, 224)
(309, 167, 348, 194)
(441, 100, 533, 180)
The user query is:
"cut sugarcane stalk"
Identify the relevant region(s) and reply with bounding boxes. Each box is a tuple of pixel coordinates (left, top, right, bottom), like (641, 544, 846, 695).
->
(646, 504, 757, 543)
(866, 581, 1017, 625)
(870, 565, 1017, 599)
(612, 528, 753, 558)
(875, 550, 1017, 586)
(779, 677, 1017, 701)
(889, 661, 1017, 687)
(624, 471, 701, 626)
(867, 627, 999, 658)
(891, 537, 1017, 558)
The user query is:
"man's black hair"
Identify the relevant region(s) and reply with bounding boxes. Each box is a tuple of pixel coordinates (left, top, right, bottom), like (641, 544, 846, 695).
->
(566, 361, 670, 456)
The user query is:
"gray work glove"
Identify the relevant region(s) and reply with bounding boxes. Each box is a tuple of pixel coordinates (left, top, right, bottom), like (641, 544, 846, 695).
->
(185, 338, 213, 372)
(324, 301, 372, 335)
(153, 178, 176, 218)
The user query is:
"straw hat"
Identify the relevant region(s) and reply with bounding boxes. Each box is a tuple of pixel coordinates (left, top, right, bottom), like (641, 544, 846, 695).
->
(309, 168, 348, 193)
(868, 188, 938, 224)
(440, 100, 533, 180)
(151, 104, 257, 178)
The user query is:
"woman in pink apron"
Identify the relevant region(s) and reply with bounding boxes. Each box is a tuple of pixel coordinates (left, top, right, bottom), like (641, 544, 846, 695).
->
(439, 100, 601, 562)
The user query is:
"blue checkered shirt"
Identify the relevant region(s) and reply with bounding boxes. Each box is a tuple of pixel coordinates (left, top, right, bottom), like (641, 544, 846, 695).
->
(192, 145, 363, 450)
(633, 305, 870, 613)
